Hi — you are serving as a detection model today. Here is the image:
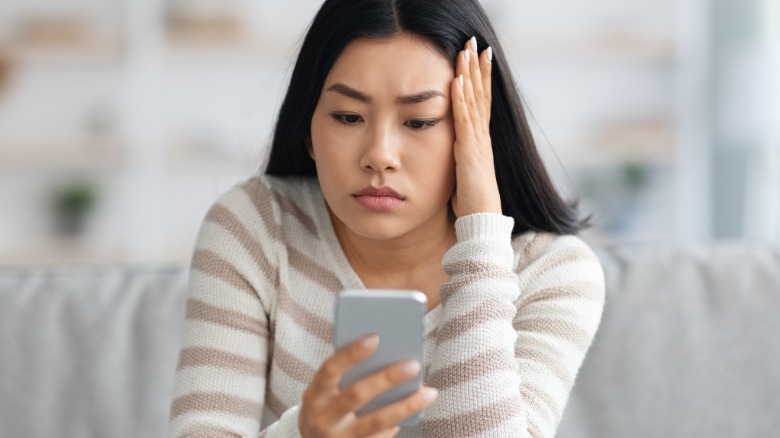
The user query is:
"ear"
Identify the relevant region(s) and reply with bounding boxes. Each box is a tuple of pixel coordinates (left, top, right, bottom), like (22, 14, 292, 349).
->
(305, 135, 315, 160)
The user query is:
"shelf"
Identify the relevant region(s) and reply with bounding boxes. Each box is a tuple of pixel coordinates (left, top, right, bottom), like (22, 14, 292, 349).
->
(506, 30, 674, 64)
(0, 239, 125, 267)
(0, 138, 125, 172)
(163, 9, 276, 58)
(590, 121, 675, 163)
(0, 234, 195, 267)
(537, 121, 675, 169)
(3, 18, 123, 63)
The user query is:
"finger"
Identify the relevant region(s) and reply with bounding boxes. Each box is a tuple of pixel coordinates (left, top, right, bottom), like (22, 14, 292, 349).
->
(350, 386, 438, 437)
(466, 37, 488, 125)
(332, 359, 421, 416)
(482, 46, 493, 121)
(310, 334, 379, 394)
(451, 70, 475, 152)
(459, 43, 483, 131)
(365, 426, 401, 438)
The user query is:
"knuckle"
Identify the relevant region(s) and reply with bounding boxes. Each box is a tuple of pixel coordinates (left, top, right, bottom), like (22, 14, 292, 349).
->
(311, 423, 330, 437)
(340, 386, 363, 406)
(363, 415, 386, 432)
(320, 362, 337, 380)
(302, 388, 315, 405)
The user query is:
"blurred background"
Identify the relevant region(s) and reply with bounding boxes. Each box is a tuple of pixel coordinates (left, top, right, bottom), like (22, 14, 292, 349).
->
(0, 0, 777, 266)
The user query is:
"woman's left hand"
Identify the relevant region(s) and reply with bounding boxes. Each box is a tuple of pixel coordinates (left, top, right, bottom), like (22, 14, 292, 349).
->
(450, 36, 502, 217)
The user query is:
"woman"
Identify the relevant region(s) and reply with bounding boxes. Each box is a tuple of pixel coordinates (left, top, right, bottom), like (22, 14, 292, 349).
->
(169, 0, 605, 437)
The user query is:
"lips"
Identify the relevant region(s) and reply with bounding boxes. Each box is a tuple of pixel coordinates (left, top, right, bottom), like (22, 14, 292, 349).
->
(353, 186, 404, 211)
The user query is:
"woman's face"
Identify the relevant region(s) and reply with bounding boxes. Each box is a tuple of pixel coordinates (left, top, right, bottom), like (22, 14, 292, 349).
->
(310, 33, 456, 242)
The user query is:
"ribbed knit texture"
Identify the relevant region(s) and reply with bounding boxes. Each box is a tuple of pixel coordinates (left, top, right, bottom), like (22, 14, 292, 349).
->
(168, 175, 605, 437)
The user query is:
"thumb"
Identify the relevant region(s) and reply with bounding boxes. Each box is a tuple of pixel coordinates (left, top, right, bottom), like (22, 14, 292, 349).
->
(450, 189, 459, 218)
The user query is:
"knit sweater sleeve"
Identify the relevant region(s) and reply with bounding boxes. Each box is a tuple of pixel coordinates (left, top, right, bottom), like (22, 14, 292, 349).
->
(422, 213, 605, 437)
(168, 179, 303, 438)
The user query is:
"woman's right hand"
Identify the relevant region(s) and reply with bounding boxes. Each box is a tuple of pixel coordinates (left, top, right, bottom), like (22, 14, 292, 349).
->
(298, 334, 438, 438)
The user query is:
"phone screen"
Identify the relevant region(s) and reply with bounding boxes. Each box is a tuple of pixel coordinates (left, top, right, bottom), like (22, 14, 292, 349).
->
(333, 289, 427, 427)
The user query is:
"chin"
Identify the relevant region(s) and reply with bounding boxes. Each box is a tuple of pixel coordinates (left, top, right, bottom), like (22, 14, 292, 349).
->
(341, 215, 410, 241)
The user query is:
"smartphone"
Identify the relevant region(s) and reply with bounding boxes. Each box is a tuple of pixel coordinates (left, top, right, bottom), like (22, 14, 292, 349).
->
(333, 289, 427, 427)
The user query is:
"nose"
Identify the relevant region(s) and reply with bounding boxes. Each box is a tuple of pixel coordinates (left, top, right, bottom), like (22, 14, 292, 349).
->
(359, 121, 401, 173)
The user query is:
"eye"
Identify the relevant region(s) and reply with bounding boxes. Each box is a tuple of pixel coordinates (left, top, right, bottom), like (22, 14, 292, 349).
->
(405, 120, 439, 130)
(331, 113, 363, 125)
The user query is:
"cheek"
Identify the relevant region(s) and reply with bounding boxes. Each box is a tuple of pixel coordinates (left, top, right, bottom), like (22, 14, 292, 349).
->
(408, 129, 456, 189)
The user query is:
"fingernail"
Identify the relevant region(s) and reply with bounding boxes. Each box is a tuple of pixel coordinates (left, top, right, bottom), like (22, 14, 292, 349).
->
(362, 333, 379, 349)
(464, 48, 470, 63)
(470, 36, 477, 52)
(420, 387, 438, 404)
(487, 46, 493, 62)
(458, 75, 463, 87)
(400, 360, 420, 376)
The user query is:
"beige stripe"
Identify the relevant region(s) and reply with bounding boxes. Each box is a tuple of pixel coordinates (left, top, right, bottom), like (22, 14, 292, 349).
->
(422, 394, 524, 436)
(528, 421, 545, 438)
(517, 281, 598, 307)
(513, 316, 592, 351)
(517, 232, 558, 269)
(440, 270, 517, 307)
(186, 297, 269, 337)
(520, 385, 558, 435)
(530, 245, 595, 279)
(242, 178, 282, 241)
(178, 424, 255, 438)
(176, 346, 266, 377)
(514, 342, 573, 387)
(434, 300, 515, 346)
(204, 204, 276, 281)
(427, 347, 516, 391)
(265, 387, 287, 418)
(446, 260, 513, 277)
(170, 391, 262, 420)
(192, 248, 263, 302)
(278, 285, 332, 344)
(276, 194, 318, 237)
(288, 246, 342, 291)
(272, 342, 318, 384)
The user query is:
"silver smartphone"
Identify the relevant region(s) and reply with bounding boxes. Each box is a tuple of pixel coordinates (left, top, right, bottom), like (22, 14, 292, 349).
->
(333, 289, 427, 427)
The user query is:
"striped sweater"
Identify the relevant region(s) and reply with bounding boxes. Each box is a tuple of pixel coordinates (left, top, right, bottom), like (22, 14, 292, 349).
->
(169, 175, 605, 437)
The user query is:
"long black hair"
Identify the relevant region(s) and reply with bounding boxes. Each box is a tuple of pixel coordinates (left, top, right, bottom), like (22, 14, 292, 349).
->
(264, 0, 589, 235)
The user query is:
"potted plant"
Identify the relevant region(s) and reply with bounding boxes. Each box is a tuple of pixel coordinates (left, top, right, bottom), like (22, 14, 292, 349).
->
(52, 182, 98, 237)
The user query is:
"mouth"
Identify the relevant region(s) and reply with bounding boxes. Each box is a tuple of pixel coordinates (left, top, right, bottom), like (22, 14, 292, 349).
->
(353, 186, 405, 211)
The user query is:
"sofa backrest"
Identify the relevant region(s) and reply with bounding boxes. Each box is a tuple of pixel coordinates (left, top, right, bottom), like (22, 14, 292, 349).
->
(1, 243, 779, 437)
(0, 266, 189, 438)
(557, 243, 780, 438)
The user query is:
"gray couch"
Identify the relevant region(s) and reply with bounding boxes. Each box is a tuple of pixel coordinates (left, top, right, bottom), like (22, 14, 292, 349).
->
(1, 242, 779, 437)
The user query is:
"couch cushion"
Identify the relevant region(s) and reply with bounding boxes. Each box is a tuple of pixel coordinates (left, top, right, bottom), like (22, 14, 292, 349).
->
(0, 266, 189, 438)
(557, 242, 780, 438)
(1, 242, 779, 438)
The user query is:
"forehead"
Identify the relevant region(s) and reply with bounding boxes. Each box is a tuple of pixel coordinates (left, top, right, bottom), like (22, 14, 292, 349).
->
(324, 34, 454, 96)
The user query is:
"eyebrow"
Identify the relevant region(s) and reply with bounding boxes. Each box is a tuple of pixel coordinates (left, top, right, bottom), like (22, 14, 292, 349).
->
(326, 82, 446, 105)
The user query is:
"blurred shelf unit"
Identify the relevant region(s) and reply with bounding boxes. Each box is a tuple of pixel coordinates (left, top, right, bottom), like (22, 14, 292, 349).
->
(2, 17, 123, 63)
(0, 237, 197, 267)
(162, 135, 258, 169)
(536, 121, 676, 169)
(0, 138, 125, 172)
(0, 238, 126, 267)
(162, 4, 290, 58)
(506, 30, 674, 64)
(586, 120, 675, 166)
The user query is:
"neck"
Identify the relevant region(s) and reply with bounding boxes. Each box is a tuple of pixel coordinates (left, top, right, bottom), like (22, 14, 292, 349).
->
(329, 209, 456, 286)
